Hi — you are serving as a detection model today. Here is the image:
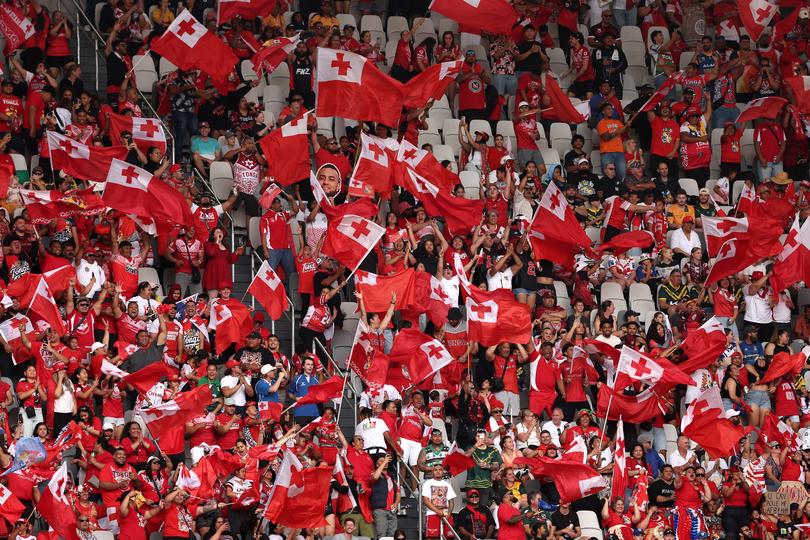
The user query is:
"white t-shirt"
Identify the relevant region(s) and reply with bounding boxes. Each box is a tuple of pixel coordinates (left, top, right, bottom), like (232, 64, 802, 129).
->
(128, 296, 160, 333)
(75, 259, 106, 297)
(743, 285, 773, 324)
(670, 228, 702, 255)
(358, 384, 402, 410)
(540, 420, 569, 447)
(515, 422, 542, 450)
(220, 374, 248, 406)
(421, 478, 456, 515)
(487, 267, 514, 291)
(668, 448, 696, 468)
(772, 291, 792, 324)
(355, 417, 389, 450)
(53, 380, 75, 414)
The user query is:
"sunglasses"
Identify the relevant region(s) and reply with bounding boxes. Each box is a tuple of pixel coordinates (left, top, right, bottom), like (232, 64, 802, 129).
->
(78, 518, 90, 523)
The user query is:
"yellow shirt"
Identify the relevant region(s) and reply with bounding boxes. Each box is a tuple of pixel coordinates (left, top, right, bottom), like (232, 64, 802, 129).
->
(666, 203, 695, 227)
(310, 14, 339, 30)
(262, 13, 284, 29)
(151, 7, 175, 26)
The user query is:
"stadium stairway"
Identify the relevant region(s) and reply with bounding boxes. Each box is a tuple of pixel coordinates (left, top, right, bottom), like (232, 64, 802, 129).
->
(62, 0, 109, 93)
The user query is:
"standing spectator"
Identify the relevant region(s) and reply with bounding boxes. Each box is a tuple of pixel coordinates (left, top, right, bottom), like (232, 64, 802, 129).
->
(457, 49, 491, 121)
(370, 454, 400, 538)
(753, 117, 786, 183)
(167, 226, 204, 296)
(564, 32, 595, 100)
(515, 26, 546, 79)
(202, 226, 244, 298)
(456, 489, 495, 540)
(259, 193, 296, 284)
(679, 106, 712, 188)
(422, 464, 457, 540)
(597, 101, 628, 179)
(288, 356, 321, 425)
(593, 34, 628, 98)
(647, 101, 680, 177)
(490, 35, 519, 102)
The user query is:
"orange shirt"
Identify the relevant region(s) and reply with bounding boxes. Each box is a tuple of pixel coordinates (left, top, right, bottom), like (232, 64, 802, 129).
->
(597, 118, 625, 153)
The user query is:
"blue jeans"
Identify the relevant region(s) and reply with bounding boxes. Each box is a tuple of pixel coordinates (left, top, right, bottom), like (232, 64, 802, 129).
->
(172, 110, 198, 154)
(711, 105, 740, 132)
(757, 160, 783, 183)
(268, 248, 296, 279)
(600, 151, 626, 180)
(493, 74, 518, 96)
(613, 7, 637, 26)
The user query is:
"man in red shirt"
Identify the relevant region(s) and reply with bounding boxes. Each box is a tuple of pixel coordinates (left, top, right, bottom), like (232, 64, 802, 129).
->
(259, 194, 296, 284)
(647, 100, 681, 176)
(513, 101, 544, 170)
(66, 281, 108, 348)
(457, 49, 491, 122)
(0, 79, 24, 153)
(311, 130, 352, 180)
(109, 223, 150, 299)
(98, 447, 137, 534)
(753, 118, 786, 182)
(166, 226, 204, 296)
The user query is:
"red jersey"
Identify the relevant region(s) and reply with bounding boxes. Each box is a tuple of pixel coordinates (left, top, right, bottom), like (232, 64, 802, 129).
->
(295, 255, 317, 295)
(0, 93, 23, 132)
(720, 131, 742, 164)
(604, 195, 631, 229)
(171, 237, 202, 274)
(98, 461, 136, 507)
(164, 320, 183, 360)
(115, 313, 145, 345)
(67, 310, 97, 347)
(458, 63, 486, 111)
(109, 254, 142, 298)
(188, 412, 217, 447)
(650, 116, 679, 157)
(259, 211, 293, 250)
(302, 293, 333, 333)
(680, 119, 711, 170)
(675, 480, 702, 509)
(571, 46, 594, 82)
(215, 412, 241, 449)
(398, 406, 426, 441)
(162, 504, 194, 537)
(514, 117, 541, 150)
(774, 380, 799, 417)
(711, 287, 736, 318)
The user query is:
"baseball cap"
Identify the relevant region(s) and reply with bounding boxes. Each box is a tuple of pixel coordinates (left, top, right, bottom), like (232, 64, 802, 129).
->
(574, 157, 590, 165)
(225, 358, 240, 369)
(103, 422, 114, 431)
(90, 342, 106, 353)
(517, 101, 530, 108)
(698, 188, 710, 195)
(261, 364, 276, 375)
(467, 489, 480, 497)
(225, 130, 236, 138)
(224, 397, 236, 406)
(253, 312, 266, 323)
(725, 409, 740, 418)
(169, 164, 182, 174)
(682, 216, 695, 224)
(199, 121, 210, 128)
(751, 270, 764, 280)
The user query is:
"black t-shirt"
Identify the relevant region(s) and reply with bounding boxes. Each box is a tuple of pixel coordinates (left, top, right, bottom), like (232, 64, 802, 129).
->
(516, 41, 544, 73)
(456, 504, 495, 538)
(595, 174, 620, 198)
(551, 510, 580, 540)
(564, 149, 587, 171)
(776, 519, 797, 539)
(627, 96, 652, 151)
(235, 346, 274, 367)
(648, 478, 676, 508)
(105, 52, 128, 89)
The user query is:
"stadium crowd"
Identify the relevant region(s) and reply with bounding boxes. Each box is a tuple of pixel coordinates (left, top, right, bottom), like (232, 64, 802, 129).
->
(0, 0, 809, 539)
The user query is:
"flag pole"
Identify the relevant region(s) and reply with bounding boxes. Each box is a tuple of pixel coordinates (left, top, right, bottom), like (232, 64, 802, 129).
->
(598, 364, 620, 448)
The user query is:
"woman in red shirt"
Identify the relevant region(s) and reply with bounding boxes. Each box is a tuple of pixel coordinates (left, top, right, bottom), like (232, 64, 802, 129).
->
(45, 11, 73, 74)
(120, 421, 155, 469)
(118, 489, 165, 540)
(720, 122, 742, 174)
(412, 37, 435, 74)
(709, 277, 739, 338)
(601, 498, 641, 540)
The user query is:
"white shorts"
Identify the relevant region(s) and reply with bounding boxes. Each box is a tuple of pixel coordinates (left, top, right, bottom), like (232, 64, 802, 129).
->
(399, 437, 422, 467)
(495, 391, 521, 418)
(103, 417, 125, 427)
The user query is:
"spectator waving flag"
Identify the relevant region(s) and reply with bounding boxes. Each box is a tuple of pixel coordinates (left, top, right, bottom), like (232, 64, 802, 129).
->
(739, 0, 778, 41)
(639, 75, 678, 111)
(355, 268, 417, 312)
(429, 0, 518, 36)
(36, 462, 80, 540)
(770, 215, 810, 294)
(20, 188, 106, 225)
(137, 385, 213, 453)
(529, 180, 595, 268)
(610, 419, 627, 503)
(735, 96, 788, 124)
(264, 450, 332, 529)
(0, 5, 35, 55)
(466, 287, 532, 346)
(403, 60, 464, 109)
(247, 260, 289, 320)
(209, 297, 253, 353)
(388, 328, 455, 385)
(681, 386, 753, 458)
(614, 346, 693, 389)
(316, 48, 405, 127)
(294, 375, 344, 407)
(251, 33, 300, 75)
(352, 132, 395, 196)
(150, 9, 238, 83)
(0, 482, 25, 524)
(701, 216, 750, 257)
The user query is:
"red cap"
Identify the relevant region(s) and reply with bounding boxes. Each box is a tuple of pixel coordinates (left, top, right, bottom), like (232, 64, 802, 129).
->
(169, 164, 182, 174)
(225, 358, 240, 369)
(751, 271, 764, 280)
(682, 216, 694, 224)
(491, 399, 504, 411)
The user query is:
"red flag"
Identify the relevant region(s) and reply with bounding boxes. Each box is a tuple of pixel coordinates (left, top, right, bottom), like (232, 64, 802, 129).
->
(0, 5, 35, 55)
(258, 401, 282, 422)
(0, 481, 26, 525)
(247, 261, 289, 320)
(758, 412, 799, 452)
(265, 451, 332, 529)
(0, 314, 35, 364)
(774, 7, 801, 43)
(395, 138, 459, 194)
(138, 385, 213, 453)
(582, 338, 621, 366)
(102, 159, 194, 228)
(218, 0, 275, 23)
(759, 351, 808, 384)
(442, 446, 476, 476)
(36, 463, 80, 540)
(46, 131, 127, 180)
(209, 297, 253, 354)
(677, 317, 729, 374)
(701, 216, 750, 257)
(316, 48, 405, 127)
(403, 60, 464, 109)
(736, 182, 758, 216)
(259, 183, 282, 210)
(151, 9, 238, 83)
(735, 96, 788, 124)
(515, 456, 608, 503)
(611, 419, 627, 503)
(543, 74, 587, 123)
(321, 214, 385, 273)
(352, 132, 395, 195)
(332, 458, 357, 516)
(466, 287, 532, 346)
(295, 375, 344, 407)
(355, 268, 416, 312)
(107, 111, 167, 155)
(597, 384, 668, 423)
(639, 75, 678, 111)
(771, 216, 810, 293)
(258, 112, 312, 186)
(388, 328, 455, 384)
(251, 33, 299, 75)
(529, 181, 594, 268)
(784, 76, 810, 114)
(124, 362, 170, 395)
(681, 387, 753, 458)
(614, 346, 694, 389)
(29, 277, 65, 334)
(739, 0, 778, 41)
(705, 238, 761, 285)
(0, 158, 12, 199)
(400, 167, 483, 237)
(20, 189, 106, 225)
(248, 443, 281, 461)
(429, 0, 518, 35)
(42, 264, 77, 296)
(348, 319, 391, 388)
(401, 271, 452, 328)
(596, 230, 654, 253)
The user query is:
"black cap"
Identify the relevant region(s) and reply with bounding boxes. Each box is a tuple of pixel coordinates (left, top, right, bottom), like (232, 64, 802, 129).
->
(1, 79, 13, 86)
(664, 530, 675, 536)
(448, 307, 462, 320)
(625, 310, 640, 317)
(247, 331, 262, 339)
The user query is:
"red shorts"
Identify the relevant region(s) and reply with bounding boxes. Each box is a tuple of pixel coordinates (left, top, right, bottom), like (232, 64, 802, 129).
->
(426, 514, 453, 538)
(529, 390, 557, 416)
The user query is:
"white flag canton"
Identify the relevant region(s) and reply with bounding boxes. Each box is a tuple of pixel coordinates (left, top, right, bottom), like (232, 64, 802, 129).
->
(318, 48, 364, 84)
(466, 297, 498, 323)
(336, 215, 384, 250)
(105, 158, 151, 192)
(168, 9, 206, 47)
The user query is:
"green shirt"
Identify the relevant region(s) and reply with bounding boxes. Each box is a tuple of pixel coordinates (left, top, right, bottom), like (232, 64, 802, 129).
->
(465, 447, 502, 489)
(199, 376, 221, 410)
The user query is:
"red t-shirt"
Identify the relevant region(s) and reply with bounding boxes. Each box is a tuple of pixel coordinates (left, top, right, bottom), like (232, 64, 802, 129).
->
(295, 255, 317, 295)
(514, 117, 540, 150)
(675, 480, 702, 509)
(720, 131, 742, 164)
(711, 287, 736, 318)
(0, 94, 23, 132)
(99, 461, 136, 508)
(315, 148, 352, 180)
(754, 122, 785, 162)
(215, 412, 241, 449)
(67, 310, 97, 347)
(259, 211, 293, 250)
(458, 64, 486, 111)
(110, 254, 142, 298)
(650, 116, 679, 157)
(571, 46, 594, 82)
(171, 238, 202, 275)
(497, 503, 525, 540)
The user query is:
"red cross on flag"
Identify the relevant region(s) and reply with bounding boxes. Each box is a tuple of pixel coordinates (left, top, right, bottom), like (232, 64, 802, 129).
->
(258, 400, 283, 422)
(429, 0, 519, 35)
(321, 214, 385, 273)
(0, 5, 35, 56)
(247, 260, 289, 320)
(401, 271, 453, 328)
(218, 0, 276, 24)
(785, 76, 810, 114)
(107, 111, 167, 155)
(610, 419, 627, 503)
(388, 328, 455, 385)
(36, 462, 80, 540)
(151, 9, 238, 83)
(258, 111, 312, 186)
(355, 267, 416, 312)
(705, 238, 761, 285)
(735, 96, 788, 124)
(352, 132, 395, 195)
(529, 181, 595, 268)
(394, 139, 460, 194)
(264, 450, 333, 529)
(739, 0, 778, 41)
(615, 346, 693, 390)
(19, 188, 106, 225)
(465, 287, 532, 346)
(403, 59, 464, 109)
(0, 313, 35, 364)
(514, 456, 608, 503)
(682, 386, 753, 458)
(316, 47, 405, 127)
(136, 385, 213, 453)
(47, 131, 127, 181)
(251, 32, 300, 75)
(770, 215, 810, 293)
(702, 216, 750, 257)
(103, 158, 194, 227)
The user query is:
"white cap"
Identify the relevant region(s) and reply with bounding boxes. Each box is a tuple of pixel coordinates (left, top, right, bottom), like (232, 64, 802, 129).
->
(724, 409, 740, 419)
(90, 342, 106, 353)
(260, 364, 276, 375)
(518, 101, 530, 108)
(103, 422, 114, 430)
